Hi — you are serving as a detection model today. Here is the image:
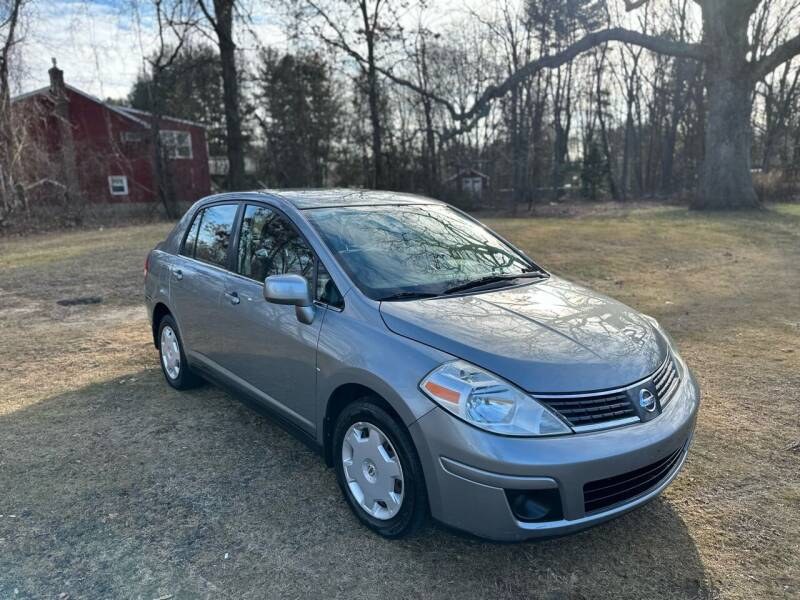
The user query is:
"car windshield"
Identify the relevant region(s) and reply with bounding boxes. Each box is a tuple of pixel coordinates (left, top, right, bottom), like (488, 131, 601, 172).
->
(305, 204, 540, 300)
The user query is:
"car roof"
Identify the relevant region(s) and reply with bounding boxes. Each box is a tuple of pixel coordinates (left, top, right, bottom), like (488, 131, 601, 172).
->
(258, 188, 445, 210)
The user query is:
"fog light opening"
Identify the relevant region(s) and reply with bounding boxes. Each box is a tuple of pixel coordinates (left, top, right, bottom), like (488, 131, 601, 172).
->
(506, 488, 563, 523)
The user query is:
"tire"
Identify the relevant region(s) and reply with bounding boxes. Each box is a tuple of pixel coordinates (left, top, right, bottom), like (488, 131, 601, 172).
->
(333, 399, 428, 538)
(157, 314, 200, 390)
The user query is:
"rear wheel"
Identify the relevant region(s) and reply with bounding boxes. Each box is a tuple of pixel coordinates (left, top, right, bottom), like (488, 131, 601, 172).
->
(333, 400, 428, 538)
(157, 315, 200, 390)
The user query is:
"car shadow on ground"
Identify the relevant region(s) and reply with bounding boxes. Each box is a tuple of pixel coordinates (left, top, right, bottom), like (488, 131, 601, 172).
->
(0, 371, 714, 599)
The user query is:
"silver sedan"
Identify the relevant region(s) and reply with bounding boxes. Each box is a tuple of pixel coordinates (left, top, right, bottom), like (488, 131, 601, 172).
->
(144, 189, 699, 541)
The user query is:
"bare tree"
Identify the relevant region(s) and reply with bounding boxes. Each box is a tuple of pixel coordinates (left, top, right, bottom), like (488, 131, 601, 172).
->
(196, 0, 246, 190)
(304, 0, 406, 188)
(405, 25, 441, 196)
(142, 0, 197, 218)
(0, 0, 25, 222)
(757, 59, 800, 172)
(588, 44, 619, 199)
(617, 42, 644, 199)
(363, 0, 800, 209)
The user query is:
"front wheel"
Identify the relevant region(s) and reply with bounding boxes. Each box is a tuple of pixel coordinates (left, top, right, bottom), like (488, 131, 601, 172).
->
(333, 400, 428, 538)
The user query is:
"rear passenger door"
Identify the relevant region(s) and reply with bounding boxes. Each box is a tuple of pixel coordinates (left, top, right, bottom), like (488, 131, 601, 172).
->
(169, 203, 239, 367)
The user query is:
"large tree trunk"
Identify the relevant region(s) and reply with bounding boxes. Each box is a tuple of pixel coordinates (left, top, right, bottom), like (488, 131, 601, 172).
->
(416, 38, 438, 197)
(220, 40, 245, 190)
(422, 97, 438, 197)
(694, 0, 760, 209)
(510, 86, 521, 215)
(695, 76, 759, 208)
(358, 0, 383, 190)
(366, 59, 383, 188)
(215, 1, 245, 191)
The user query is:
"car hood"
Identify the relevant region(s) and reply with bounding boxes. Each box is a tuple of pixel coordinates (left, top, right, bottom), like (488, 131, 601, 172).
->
(379, 276, 669, 393)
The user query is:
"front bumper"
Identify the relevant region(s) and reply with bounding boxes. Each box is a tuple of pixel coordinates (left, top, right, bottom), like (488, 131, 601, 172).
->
(409, 359, 700, 541)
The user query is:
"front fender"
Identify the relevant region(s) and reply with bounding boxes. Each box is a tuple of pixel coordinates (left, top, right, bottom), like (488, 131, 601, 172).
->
(314, 300, 452, 443)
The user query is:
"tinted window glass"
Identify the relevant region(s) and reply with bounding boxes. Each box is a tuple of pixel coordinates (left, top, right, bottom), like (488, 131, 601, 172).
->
(194, 204, 238, 268)
(316, 262, 344, 308)
(237, 204, 314, 282)
(181, 210, 202, 257)
(305, 204, 534, 300)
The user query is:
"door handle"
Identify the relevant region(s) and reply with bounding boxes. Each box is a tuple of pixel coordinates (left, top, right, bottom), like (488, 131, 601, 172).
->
(172, 268, 183, 281)
(225, 291, 240, 305)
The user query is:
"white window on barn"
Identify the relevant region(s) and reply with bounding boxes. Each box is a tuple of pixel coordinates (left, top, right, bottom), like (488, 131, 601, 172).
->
(108, 175, 129, 196)
(159, 130, 193, 159)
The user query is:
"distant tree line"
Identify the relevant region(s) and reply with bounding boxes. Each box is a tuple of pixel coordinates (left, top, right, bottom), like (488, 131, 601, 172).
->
(5, 0, 800, 223)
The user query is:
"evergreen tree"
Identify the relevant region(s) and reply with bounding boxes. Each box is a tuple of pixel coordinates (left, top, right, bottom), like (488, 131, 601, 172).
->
(581, 135, 605, 200)
(254, 50, 339, 187)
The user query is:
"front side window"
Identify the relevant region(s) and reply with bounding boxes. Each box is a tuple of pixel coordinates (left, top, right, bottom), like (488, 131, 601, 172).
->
(316, 262, 344, 309)
(193, 204, 238, 268)
(237, 204, 314, 282)
(305, 204, 535, 300)
(160, 130, 193, 159)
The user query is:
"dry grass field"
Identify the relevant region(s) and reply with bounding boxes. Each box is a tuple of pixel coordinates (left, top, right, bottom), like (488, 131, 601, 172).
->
(0, 204, 798, 599)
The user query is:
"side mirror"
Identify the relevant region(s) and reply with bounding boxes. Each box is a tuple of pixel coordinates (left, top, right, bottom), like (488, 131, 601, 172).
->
(263, 274, 315, 324)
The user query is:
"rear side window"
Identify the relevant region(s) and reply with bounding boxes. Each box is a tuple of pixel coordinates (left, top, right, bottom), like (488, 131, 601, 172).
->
(181, 211, 203, 257)
(192, 204, 238, 268)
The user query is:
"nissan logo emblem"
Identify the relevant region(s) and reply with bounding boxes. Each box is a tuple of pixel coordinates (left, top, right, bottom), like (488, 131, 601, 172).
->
(639, 388, 657, 412)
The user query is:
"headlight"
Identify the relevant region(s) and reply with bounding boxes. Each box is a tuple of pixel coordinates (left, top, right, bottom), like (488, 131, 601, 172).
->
(419, 360, 571, 436)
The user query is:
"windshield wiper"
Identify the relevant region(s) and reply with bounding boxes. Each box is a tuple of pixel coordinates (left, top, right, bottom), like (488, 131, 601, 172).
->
(442, 270, 547, 296)
(378, 291, 441, 302)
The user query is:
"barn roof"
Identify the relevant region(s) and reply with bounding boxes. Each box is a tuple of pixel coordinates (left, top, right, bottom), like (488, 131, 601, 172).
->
(113, 106, 205, 128)
(10, 84, 204, 130)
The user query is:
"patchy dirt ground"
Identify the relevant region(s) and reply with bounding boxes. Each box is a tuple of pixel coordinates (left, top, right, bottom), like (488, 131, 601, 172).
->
(0, 205, 798, 600)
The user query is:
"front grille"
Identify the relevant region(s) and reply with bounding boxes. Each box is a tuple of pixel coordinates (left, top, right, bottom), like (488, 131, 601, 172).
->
(536, 354, 680, 430)
(583, 445, 684, 514)
(537, 391, 636, 429)
(653, 355, 680, 407)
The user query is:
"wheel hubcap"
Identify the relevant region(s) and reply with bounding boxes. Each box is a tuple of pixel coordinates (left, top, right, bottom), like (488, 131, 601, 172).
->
(160, 326, 181, 380)
(341, 422, 404, 520)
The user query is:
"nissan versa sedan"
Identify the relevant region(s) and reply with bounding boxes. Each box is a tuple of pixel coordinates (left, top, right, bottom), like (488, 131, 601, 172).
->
(144, 189, 699, 541)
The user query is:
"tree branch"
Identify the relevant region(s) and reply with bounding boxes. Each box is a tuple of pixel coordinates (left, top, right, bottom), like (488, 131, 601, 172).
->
(752, 32, 800, 80)
(377, 27, 706, 125)
(197, 0, 218, 31)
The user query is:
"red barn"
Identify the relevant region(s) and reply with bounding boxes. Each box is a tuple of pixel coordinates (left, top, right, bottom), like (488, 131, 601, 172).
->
(11, 61, 211, 205)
